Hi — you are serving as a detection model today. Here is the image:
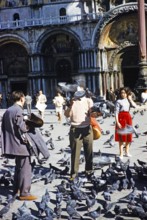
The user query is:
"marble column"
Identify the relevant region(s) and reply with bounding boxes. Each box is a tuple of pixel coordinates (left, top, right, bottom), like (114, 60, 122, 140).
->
(99, 72, 103, 96)
(118, 71, 122, 88)
(136, 0, 147, 90)
(79, 52, 82, 69)
(93, 49, 97, 68)
(110, 72, 113, 89)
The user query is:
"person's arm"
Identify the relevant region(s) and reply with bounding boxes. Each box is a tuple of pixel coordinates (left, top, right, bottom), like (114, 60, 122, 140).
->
(64, 98, 74, 117)
(115, 113, 122, 128)
(64, 107, 71, 118)
(128, 95, 137, 108)
(15, 111, 29, 132)
(115, 101, 122, 128)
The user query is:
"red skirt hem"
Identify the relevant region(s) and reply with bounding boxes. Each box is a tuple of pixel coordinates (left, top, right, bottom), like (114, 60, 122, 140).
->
(115, 111, 132, 142)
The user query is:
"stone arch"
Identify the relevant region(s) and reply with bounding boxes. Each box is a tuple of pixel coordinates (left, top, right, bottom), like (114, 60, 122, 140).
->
(108, 41, 136, 71)
(0, 34, 31, 54)
(30, 29, 83, 99)
(35, 28, 82, 53)
(0, 35, 31, 96)
(91, 2, 140, 47)
(90, 2, 146, 94)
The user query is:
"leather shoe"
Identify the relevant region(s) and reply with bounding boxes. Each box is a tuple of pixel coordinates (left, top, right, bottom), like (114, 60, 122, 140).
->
(19, 195, 37, 201)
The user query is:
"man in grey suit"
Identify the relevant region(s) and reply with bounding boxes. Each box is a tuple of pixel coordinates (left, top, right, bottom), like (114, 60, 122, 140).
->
(25, 94, 32, 115)
(1, 91, 37, 201)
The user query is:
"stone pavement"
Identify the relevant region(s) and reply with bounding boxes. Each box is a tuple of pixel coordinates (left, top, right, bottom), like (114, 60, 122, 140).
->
(0, 106, 147, 220)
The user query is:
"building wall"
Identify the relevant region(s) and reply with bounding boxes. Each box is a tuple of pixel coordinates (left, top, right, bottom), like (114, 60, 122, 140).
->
(0, 0, 145, 107)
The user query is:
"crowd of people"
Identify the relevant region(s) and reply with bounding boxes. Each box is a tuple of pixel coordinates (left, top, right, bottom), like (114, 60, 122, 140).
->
(0, 85, 146, 201)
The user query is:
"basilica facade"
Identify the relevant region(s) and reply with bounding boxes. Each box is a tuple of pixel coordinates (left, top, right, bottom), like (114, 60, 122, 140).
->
(0, 0, 146, 105)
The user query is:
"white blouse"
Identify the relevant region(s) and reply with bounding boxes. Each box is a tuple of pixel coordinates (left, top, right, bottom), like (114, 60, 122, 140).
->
(115, 98, 130, 114)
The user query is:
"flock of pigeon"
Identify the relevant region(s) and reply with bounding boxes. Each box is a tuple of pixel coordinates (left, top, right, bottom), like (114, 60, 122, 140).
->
(0, 106, 147, 220)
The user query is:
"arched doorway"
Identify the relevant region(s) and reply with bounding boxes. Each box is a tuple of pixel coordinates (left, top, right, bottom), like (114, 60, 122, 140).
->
(41, 32, 79, 97)
(56, 59, 72, 82)
(0, 42, 29, 105)
(11, 81, 27, 94)
(121, 46, 139, 89)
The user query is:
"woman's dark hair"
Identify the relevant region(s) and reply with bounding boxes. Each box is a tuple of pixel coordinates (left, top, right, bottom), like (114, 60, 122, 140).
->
(11, 91, 24, 102)
(118, 87, 130, 99)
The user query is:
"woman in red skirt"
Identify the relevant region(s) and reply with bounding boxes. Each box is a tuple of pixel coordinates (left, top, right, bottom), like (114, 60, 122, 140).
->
(115, 87, 137, 159)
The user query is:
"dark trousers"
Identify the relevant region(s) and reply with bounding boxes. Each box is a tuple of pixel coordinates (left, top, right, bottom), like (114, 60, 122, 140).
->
(13, 156, 32, 196)
(69, 125, 93, 178)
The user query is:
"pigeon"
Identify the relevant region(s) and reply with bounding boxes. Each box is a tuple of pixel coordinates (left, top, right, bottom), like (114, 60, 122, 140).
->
(84, 206, 101, 220)
(66, 195, 77, 209)
(6, 194, 16, 204)
(57, 166, 69, 176)
(137, 159, 147, 166)
(129, 177, 136, 189)
(102, 190, 111, 201)
(31, 170, 43, 183)
(127, 203, 147, 219)
(46, 138, 52, 146)
(55, 180, 68, 196)
(49, 163, 61, 172)
(2, 158, 9, 166)
(102, 200, 115, 213)
(110, 180, 120, 192)
(119, 187, 139, 201)
(18, 202, 31, 216)
(50, 140, 55, 150)
(120, 159, 130, 172)
(56, 191, 63, 205)
(79, 156, 85, 164)
(57, 136, 64, 141)
(59, 148, 65, 154)
(125, 165, 133, 181)
(44, 131, 51, 137)
(44, 170, 57, 185)
(114, 204, 122, 216)
(50, 124, 54, 130)
(103, 135, 115, 146)
(44, 204, 56, 219)
(0, 203, 10, 218)
(44, 189, 50, 203)
(66, 204, 81, 219)
(38, 196, 47, 215)
(57, 153, 68, 164)
(85, 195, 96, 211)
(0, 173, 10, 186)
(140, 187, 147, 203)
(71, 186, 87, 201)
(122, 177, 129, 190)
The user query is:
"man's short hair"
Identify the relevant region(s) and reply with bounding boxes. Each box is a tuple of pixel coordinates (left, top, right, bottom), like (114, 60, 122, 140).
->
(12, 91, 24, 102)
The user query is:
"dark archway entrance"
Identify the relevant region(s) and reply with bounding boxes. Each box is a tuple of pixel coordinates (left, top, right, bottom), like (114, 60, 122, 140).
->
(56, 59, 72, 82)
(122, 67, 139, 89)
(11, 82, 27, 94)
(121, 46, 139, 90)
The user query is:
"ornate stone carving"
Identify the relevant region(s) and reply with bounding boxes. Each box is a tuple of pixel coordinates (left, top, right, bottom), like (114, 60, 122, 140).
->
(108, 41, 135, 71)
(95, 3, 147, 42)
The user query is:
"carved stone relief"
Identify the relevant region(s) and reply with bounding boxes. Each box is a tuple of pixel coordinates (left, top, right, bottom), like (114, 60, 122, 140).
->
(96, 3, 140, 41)
(108, 41, 136, 71)
(82, 25, 91, 40)
(0, 43, 29, 75)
